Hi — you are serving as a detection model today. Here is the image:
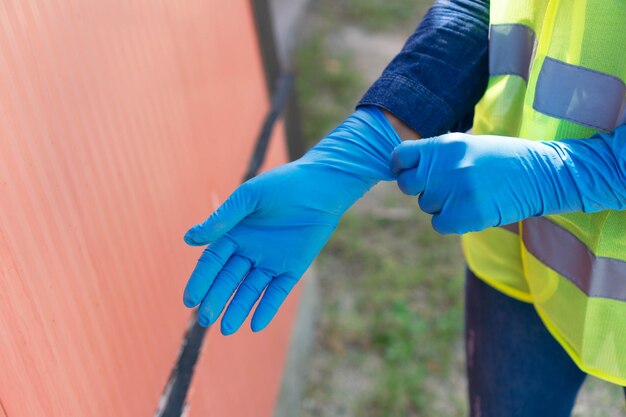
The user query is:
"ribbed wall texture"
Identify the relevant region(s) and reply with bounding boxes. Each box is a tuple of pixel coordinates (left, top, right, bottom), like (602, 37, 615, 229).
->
(0, 1, 295, 416)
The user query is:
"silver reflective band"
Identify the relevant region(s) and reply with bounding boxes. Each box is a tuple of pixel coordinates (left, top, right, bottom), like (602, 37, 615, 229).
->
(618, 104, 626, 127)
(500, 222, 519, 234)
(522, 217, 626, 302)
(534, 57, 626, 132)
(489, 24, 536, 81)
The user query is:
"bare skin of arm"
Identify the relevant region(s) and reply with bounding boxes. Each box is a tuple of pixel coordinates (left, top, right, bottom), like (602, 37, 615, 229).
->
(382, 109, 422, 141)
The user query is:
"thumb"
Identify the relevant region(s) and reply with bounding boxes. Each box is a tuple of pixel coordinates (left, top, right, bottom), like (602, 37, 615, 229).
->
(390, 138, 433, 175)
(184, 184, 256, 246)
(397, 167, 425, 196)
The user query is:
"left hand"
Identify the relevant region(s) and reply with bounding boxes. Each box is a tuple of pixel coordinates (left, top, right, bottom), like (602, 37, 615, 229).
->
(183, 107, 400, 335)
(390, 133, 582, 234)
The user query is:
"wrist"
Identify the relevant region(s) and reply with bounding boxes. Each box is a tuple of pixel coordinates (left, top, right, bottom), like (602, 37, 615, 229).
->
(537, 141, 586, 214)
(304, 107, 403, 183)
(381, 109, 422, 141)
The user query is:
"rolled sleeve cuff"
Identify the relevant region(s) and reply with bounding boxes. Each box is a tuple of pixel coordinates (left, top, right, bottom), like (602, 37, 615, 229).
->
(357, 74, 456, 138)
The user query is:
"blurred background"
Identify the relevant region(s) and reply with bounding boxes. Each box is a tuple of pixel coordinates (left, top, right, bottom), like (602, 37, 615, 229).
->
(282, 1, 626, 416)
(0, 1, 623, 416)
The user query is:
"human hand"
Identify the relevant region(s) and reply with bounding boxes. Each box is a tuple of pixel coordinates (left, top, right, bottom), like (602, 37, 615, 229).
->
(390, 133, 583, 234)
(184, 107, 401, 334)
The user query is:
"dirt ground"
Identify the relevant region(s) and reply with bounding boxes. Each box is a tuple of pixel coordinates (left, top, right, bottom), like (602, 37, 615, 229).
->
(301, 183, 625, 417)
(294, 2, 626, 416)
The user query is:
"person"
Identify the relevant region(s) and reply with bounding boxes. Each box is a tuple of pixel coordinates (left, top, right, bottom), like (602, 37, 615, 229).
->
(182, 0, 626, 415)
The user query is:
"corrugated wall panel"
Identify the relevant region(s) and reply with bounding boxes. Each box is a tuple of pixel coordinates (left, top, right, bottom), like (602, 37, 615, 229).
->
(0, 1, 291, 416)
(183, 122, 298, 417)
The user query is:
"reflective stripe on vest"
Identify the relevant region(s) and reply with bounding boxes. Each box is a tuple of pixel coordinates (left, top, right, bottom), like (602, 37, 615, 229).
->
(523, 217, 626, 302)
(489, 24, 536, 81)
(534, 57, 626, 132)
(500, 222, 519, 234)
(489, 25, 626, 133)
(499, 218, 626, 304)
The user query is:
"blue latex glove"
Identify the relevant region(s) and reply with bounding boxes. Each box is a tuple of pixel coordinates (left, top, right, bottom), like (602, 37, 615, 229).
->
(184, 107, 400, 334)
(391, 126, 626, 234)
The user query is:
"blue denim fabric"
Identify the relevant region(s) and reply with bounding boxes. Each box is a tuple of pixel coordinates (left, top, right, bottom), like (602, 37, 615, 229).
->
(465, 269, 626, 416)
(358, 0, 490, 137)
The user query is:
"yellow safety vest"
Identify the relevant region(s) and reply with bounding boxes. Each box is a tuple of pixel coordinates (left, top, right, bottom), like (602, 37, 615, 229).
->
(463, 0, 626, 385)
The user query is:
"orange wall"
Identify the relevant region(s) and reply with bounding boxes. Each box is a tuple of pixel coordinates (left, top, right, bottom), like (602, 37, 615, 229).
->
(0, 1, 295, 416)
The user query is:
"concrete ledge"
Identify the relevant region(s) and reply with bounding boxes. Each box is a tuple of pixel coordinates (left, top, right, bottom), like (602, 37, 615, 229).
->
(273, 267, 320, 417)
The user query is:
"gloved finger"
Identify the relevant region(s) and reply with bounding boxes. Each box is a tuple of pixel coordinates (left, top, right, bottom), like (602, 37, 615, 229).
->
(397, 168, 425, 196)
(390, 139, 430, 175)
(183, 238, 237, 308)
(250, 274, 298, 332)
(431, 212, 457, 235)
(432, 208, 480, 235)
(197, 255, 252, 327)
(435, 200, 502, 235)
(221, 268, 273, 335)
(418, 190, 443, 214)
(184, 184, 256, 246)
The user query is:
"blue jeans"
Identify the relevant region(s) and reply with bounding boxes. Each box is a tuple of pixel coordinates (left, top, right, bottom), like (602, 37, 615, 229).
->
(465, 269, 626, 417)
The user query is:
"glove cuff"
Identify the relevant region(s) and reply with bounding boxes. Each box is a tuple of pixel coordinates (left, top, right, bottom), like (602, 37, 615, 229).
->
(301, 106, 402, 185)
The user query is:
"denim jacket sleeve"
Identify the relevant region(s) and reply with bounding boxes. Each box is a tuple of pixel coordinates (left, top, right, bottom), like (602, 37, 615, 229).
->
(357, 0, 490, 137)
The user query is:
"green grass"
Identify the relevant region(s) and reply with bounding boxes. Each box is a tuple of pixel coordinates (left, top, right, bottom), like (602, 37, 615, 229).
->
(295, 33, 364, 144)
(316, 200, 466, 416)
(294, 1, 467, 415)
(318, 0, 431, 32)
(294, 0, 432, 145)
(295, 2, 626, 415)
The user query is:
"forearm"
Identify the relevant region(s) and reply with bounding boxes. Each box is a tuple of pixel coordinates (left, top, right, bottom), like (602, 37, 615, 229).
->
(303, 106, 402, 183)
(552, 124, 626, 212)
(359, 0, 490, 138)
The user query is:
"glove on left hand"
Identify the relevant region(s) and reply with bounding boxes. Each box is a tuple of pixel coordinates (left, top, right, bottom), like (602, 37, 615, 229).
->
(183, 107, 400, 334)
